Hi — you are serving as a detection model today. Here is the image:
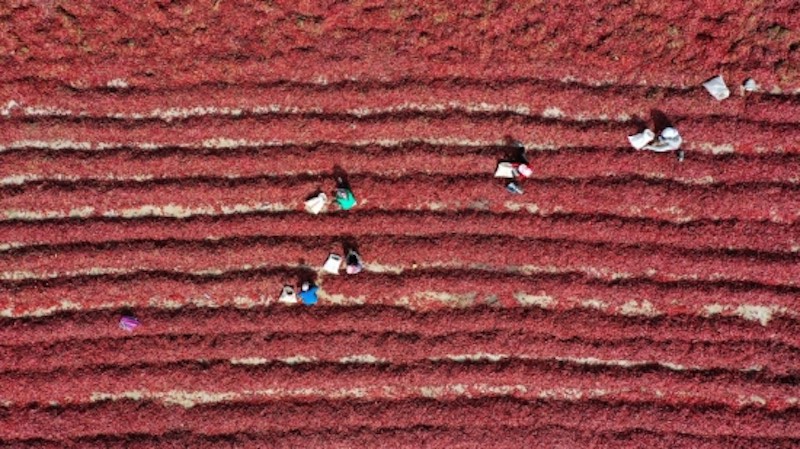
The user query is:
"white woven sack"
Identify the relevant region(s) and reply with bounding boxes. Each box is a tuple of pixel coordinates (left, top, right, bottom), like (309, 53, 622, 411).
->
(494, 162, 516, 178)
(628, 129, 655, 150)
(304, 193, 327, 214)
(323, 253, 343, 274)
(703, 75, 730, 101)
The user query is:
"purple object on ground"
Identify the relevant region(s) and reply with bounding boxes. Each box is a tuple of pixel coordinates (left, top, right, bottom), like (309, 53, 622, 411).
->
(119, 316, 140, 331)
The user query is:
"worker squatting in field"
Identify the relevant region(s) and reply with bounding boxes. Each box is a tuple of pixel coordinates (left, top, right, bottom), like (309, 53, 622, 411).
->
(304, 168, 358, 215)
(625, 74, 745, 162)
(345, 249, 364, 275)
(298, 281, 319, 306)
(629, 126, 685, 162)
(494, 141, 533, 194)
(334, 177, 357, 211)
(628, 108, 685, 162)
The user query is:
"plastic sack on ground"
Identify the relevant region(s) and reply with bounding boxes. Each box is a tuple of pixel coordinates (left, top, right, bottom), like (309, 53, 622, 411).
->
(703, 75, 730, 100)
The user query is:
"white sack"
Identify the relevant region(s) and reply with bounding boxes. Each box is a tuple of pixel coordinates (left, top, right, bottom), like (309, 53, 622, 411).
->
(304, 192, 327, 214)
(628, 128, 655, 150)
(323, 253, 343, 274)
(494, 162, 516, 178)
(279, 285, 298, 304)
(703, 75, 730, 101)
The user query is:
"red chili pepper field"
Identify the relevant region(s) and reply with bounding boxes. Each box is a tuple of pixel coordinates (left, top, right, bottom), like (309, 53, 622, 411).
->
(1, 1, 800, 447)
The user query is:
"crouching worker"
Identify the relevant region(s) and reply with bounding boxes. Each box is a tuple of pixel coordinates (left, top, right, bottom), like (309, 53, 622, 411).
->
(495, 162, 533, 196)
(345, 249, 363, 275)
(334, 177, 357, 211)
(629, 126, 685, 162)
(298, 281, 319, 306)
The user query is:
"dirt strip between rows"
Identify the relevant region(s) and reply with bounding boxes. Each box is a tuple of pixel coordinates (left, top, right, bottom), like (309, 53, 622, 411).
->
(3, 267, 799, 319)
(2, 81, 798, 124)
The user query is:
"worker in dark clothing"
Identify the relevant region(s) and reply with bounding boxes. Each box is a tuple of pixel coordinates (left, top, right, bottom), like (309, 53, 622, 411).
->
(345, 249, 364, 274)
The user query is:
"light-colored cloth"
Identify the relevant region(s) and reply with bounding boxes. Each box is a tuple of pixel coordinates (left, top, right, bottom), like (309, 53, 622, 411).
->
(743, 78, 758, 92)
(516, 163, 533, 178)
(495, 162, 533, 178)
